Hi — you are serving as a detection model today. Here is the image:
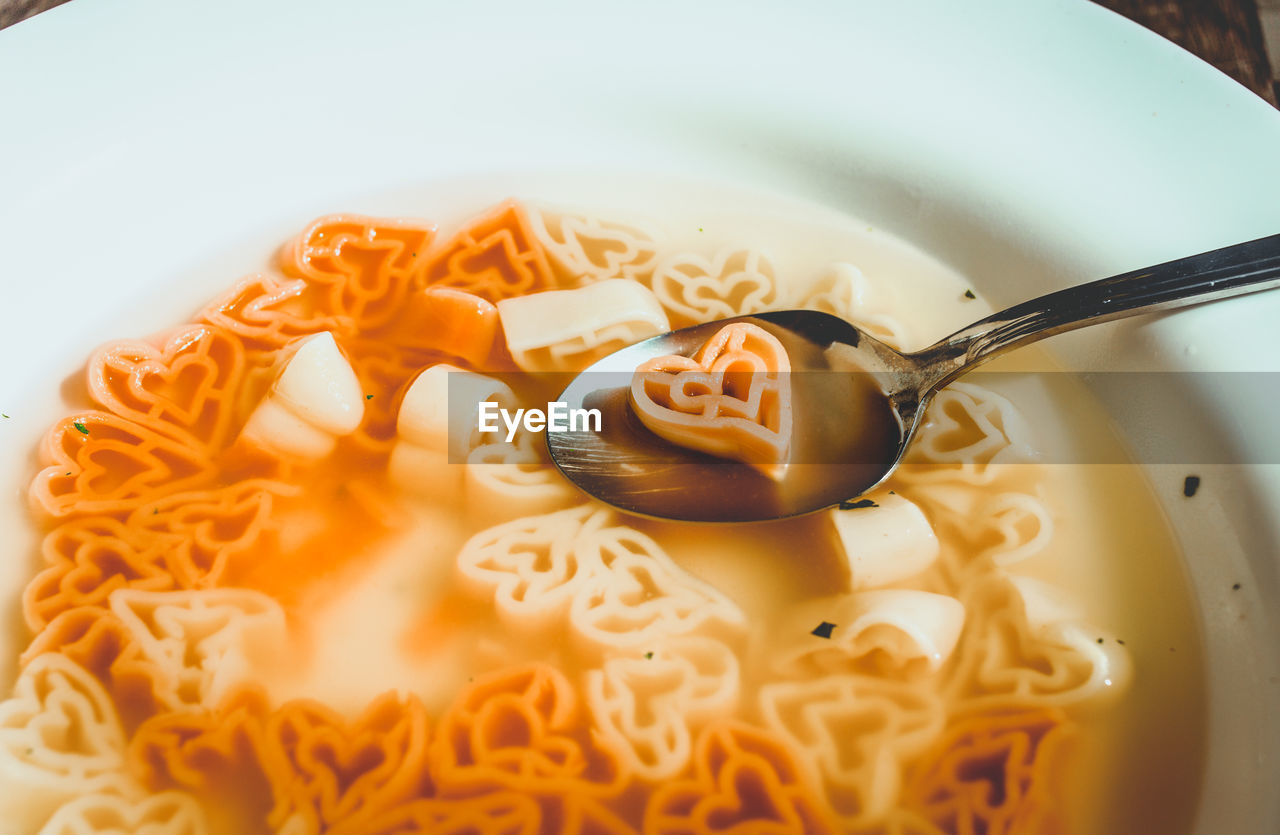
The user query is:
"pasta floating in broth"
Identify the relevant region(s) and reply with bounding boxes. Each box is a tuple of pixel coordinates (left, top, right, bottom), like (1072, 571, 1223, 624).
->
(5, 198, 1198, 834)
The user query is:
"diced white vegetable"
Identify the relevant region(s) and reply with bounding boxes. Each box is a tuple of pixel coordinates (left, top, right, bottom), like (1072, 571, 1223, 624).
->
(240, 332, 363, 460)
(830, 492, 939, 590)
(272, 332, 364, 435)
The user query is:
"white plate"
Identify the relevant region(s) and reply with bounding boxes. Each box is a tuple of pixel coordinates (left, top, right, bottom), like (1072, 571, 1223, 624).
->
(1, 1, 1279, 832)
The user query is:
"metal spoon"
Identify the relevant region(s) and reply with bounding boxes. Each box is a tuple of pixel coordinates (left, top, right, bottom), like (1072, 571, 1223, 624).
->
(548, 233, 1280, 522)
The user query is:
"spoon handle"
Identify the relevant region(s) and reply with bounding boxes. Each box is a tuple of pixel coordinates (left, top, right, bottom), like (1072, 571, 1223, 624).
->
(915, 232, 1280, 386)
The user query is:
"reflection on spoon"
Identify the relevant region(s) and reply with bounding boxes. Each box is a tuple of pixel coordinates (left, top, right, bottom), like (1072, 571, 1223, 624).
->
(548, 233, 1280, 523)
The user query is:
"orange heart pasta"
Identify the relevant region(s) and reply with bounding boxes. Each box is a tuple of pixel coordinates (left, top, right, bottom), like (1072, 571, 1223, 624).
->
(7, 198, 1185, 834)
(630, 321, 793, 478)
(282, 215, 436, 331)
(23, 517, 178, 631)
(86, 324, 248, 452)
(423, 200, 555, 302)
(903, 707, 1075, 835)
(642, 721, 839, 835)
(262, 692, 433, 835)
(30, 412, 219, 518)
(202, 273, 356, 350)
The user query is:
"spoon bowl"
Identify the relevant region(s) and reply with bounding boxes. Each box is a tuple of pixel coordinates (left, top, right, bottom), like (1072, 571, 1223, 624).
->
(547, 312, 907, 522)
(548, 233, 1280, 522)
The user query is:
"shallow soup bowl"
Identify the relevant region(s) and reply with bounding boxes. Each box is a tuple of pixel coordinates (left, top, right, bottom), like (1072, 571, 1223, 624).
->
(1, 1, 1279, 832)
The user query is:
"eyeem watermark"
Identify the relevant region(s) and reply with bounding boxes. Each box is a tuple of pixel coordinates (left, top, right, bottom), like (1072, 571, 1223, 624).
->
(478, 401, 602, 442)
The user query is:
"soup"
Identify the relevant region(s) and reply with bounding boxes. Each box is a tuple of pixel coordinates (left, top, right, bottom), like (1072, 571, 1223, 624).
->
(0, 192, 1204, 834)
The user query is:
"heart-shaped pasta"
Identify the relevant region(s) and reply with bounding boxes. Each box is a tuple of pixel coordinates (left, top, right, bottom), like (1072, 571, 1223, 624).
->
(567, 524, 748, 656)
(201, 272, 357, 350)
(30, 412, 218, 519)
(430, 664, 628, 802)
(424, 200, 554, 302)
(127, 479, 297, 588)
(799, 262, 911, 350)
(906, 382, 1038, 469)
(87, 324, 247, 452)
(903, 706, 1074, 835)
(528, 205, 662, 287)
(585, 636, 740, 781)
(455, 505, 606, 635)
(283, 214, 436, 331)
(463, 433, 579, 528)
(127, 687, 279, 832)
(108, 588, 288, 712)
(323, 336, 428, 457)
(36, 790, 210, 835)
(0, 654, 133, 833)
(630, 322, 793, 478)
(356, 792, 543, 835)
(643, 720, 837, 835)
(758, 674, 945, 824)
(943, 573, 1130, 709)
(648, 247, 780, 326)
(263, 691, 432, 835)
(24, 517, 177, 632)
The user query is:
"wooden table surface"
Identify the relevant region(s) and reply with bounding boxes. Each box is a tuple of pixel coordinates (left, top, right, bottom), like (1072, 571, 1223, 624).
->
(1, 0, 1276, 107)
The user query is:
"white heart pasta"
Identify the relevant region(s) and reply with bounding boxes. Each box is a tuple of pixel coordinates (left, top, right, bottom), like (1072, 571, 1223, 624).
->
(584, 635, 739, 781)
(496, 279, 670, 372)
(454, 504, 606, 635)
(527, 204, 663, 285)
(567, 522, 748, 656)
(945, 571, 1132, 708)
(903, 382, 1038, 470)
(647, 246, 781, 326)
(463, 430, 580, 527)
(800, 262, 912, 350)
(758, 674, 945, 824)
(107, 587, 288, 712)
(456, 505, 747, 655)
(36, 790, 209, 835)
(972, 491, 1055, 567)
(0, 654, 134, 834)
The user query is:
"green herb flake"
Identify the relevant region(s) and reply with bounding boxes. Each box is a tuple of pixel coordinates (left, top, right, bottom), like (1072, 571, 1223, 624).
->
(811, 621, 837, 639)
(644, 651, 653, 659)
(366, 394, 374, 400)
(73, 421, 89, 435)
(697, 227, 704, 232)
(838, 499, 877, 510)
(963, 289, 976, 300)
(1, 413, 9, 419)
